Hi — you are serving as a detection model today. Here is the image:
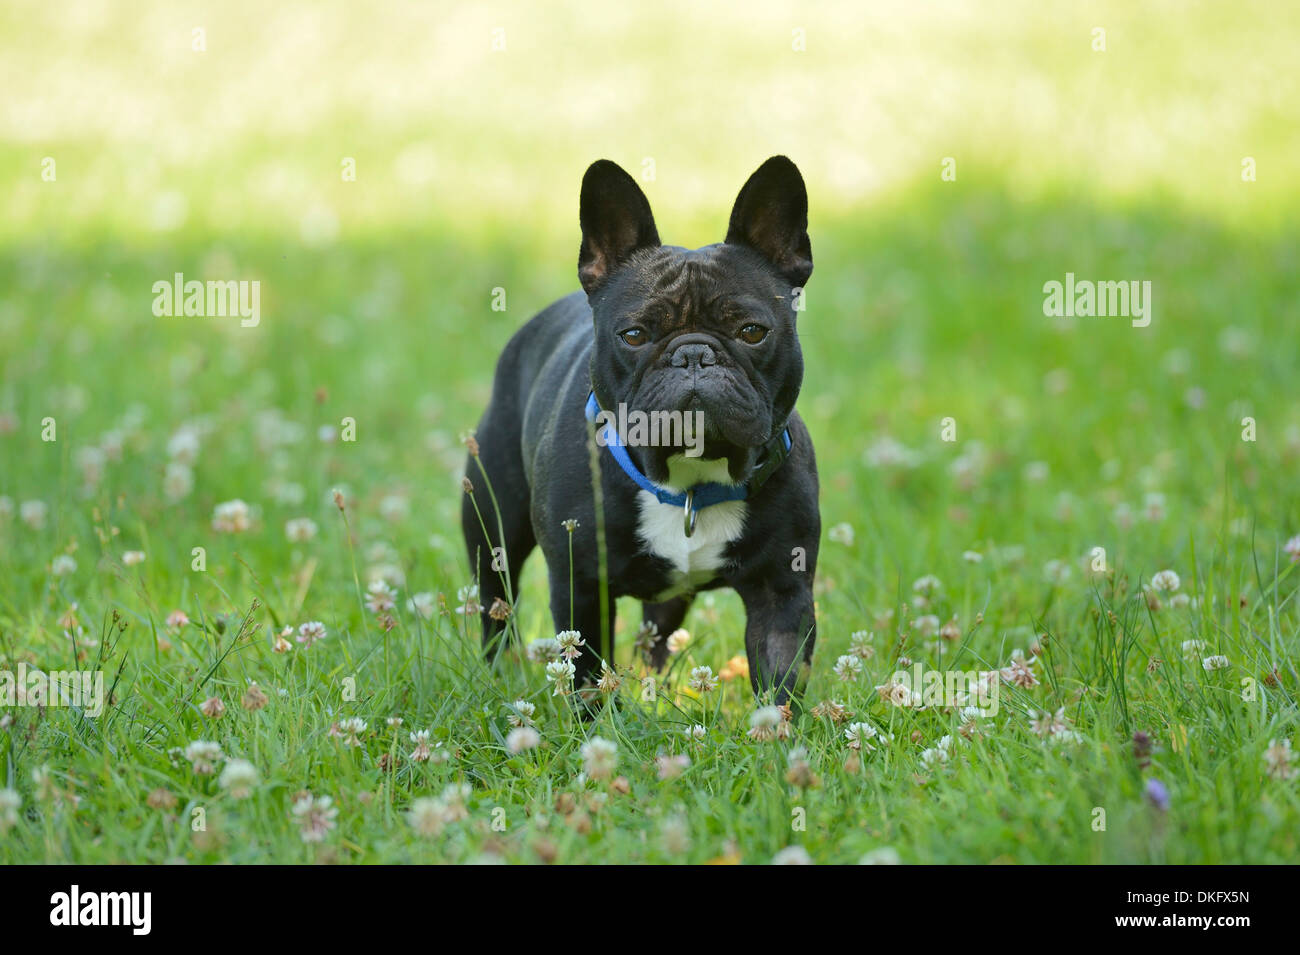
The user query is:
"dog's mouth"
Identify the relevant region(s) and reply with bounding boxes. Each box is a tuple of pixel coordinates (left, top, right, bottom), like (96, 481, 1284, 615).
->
(609, 379, 773, 486)
(632, 368, 773, 449)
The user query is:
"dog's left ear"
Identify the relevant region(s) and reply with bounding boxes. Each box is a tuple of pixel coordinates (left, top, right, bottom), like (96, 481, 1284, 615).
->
(579, 160, 661, 294)
(725, 156, 813, 288)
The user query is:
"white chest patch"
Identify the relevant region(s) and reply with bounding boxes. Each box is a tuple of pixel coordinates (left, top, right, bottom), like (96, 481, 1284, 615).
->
(635, 456, 747, 600)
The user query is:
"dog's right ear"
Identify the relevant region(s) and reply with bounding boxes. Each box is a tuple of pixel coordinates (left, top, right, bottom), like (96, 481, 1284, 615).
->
(578, 160, 660, 294)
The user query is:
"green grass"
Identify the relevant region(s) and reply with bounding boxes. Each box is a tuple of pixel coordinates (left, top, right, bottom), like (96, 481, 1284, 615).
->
(1, 0, 1298, 863)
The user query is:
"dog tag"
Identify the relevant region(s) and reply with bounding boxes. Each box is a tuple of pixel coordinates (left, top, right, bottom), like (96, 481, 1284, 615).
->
(683, 489, 698, 538)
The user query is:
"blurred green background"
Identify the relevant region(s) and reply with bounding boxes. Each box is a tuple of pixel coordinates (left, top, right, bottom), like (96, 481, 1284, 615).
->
(0, 0, 1298, 863)
(3, 0, 1297, 609)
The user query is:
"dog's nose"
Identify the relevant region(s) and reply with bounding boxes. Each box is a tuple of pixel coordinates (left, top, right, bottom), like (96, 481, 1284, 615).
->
(670, 342, 717, 369)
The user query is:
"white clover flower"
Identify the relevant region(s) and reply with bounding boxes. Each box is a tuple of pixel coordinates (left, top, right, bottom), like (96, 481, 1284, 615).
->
(911, 614, 940, 637)
(506, 725, 541, 754)
(167, 427, 200, 464)
(297, 621, 327, 647)
(527, 637, 561, 663)
(1000, 656, 1039, 688)
(507, 700, 536, 727)
(218, 759, 259, 799)
(271, 625, 294, 654)
(407, 796, 445, 836)
(772, 845, 813, 865)
(335, 717, 367, 747)
(271, 480, 305, 507)
(581, 736, 618, 779)
(848, 630, 874, 656)
(1264, 739, 1296, 780)
(659, 814, 691, 855)
(878, 679, 922, 708)
(828, 523, 855, 546)
(863, 435, 921, 469)
(1201, 654, 1230, 672)
(1052, 729, 1086, 746)
(962, 550, 983, 563)
(379, 494, 410, 523)
(211, 499, 252, 533)
(1180, 638, 1206, 660)
(656, 753, 691, 780)
(844, 721, 884, 752)
(833, 654, 863, 682)
(545, 658, 576, 696)
(1284, 535, 1300, 563)
(51, 555, 77, 576)
(0, 788, 21, 834)
(285, 517, 318, 542)
(409, 729, 433, 762)
(21, 500, 48, 529)
(919, 743, 949, 768)
(163, 462, 194, 501)
(555, 629, 586, 660)
(1150, 569, 1181, 592)
(122, 550, 146, 566)
(291, 794, 338, 843)
(364, 579, 397, 614)
(439, 783, 472, 822)
(406, 592, 436, 620)
(912, 574, 942, 596)
(183, 740, 224, 775)
(666, 628, 691, 654)
(685, 724, 707, 741)
(1029, 707, 1069, 738)
(688, 666, 718, 693)
(748, 706, 783, 742)
(454, 584, 480, 615)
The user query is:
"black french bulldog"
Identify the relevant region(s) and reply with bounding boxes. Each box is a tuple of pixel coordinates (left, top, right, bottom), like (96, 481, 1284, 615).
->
(461, 156, 819, 704)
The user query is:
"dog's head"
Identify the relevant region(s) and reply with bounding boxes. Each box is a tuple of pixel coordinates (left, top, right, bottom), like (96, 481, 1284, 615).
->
(580, 156, 812, 485)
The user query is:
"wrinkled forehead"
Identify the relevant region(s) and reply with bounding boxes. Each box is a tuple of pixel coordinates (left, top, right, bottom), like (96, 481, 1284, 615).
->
(619, 245, 779, 321)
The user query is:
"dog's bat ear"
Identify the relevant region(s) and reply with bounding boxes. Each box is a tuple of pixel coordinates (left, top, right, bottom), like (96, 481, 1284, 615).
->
(725, 156, 813, 288)
(578, 160, 661, 294)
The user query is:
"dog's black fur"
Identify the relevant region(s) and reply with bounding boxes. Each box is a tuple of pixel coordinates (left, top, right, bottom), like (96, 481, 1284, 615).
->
(462, 157, 819, 703)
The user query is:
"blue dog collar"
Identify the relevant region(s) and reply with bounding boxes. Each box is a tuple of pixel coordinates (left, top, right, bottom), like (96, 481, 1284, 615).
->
(584, 391, 792, 535)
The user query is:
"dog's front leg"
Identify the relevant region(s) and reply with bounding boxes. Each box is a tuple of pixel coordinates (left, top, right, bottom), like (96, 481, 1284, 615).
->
(737, 581, 817, 706)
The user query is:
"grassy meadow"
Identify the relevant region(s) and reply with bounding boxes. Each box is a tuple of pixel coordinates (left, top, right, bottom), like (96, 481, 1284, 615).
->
(0, 0, 1298, 863)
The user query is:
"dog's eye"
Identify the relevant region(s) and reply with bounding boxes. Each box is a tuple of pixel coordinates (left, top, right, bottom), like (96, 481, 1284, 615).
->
(737, 323, 769, 345)
(620, 327, 649, 346)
